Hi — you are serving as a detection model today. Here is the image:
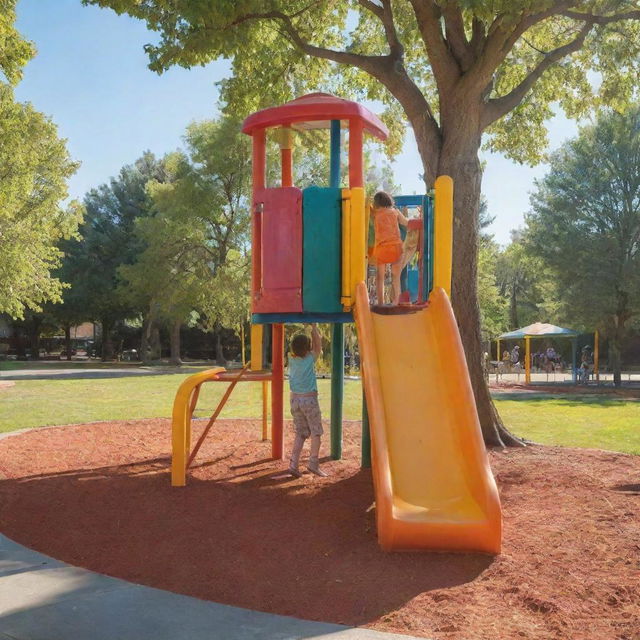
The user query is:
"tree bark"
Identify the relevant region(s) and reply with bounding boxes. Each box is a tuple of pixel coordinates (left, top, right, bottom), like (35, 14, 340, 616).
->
(64, 324, 73, 361)
(509, 283, 518, 329)
(28, 317, 42, 361)
(215, 329, 226, 366)
(169, 320, 182, 366)
(436, 127, 523, 447)
(150, 325, 161, 361)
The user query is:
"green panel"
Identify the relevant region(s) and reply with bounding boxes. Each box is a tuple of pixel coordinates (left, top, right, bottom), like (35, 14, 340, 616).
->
(303, 186, 342, 313)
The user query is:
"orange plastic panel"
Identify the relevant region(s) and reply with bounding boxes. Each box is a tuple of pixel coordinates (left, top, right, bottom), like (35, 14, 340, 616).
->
(354, 282, 502, 553)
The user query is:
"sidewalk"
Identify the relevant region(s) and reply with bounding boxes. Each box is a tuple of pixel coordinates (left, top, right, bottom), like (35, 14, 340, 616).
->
(0, 535, 423, 640)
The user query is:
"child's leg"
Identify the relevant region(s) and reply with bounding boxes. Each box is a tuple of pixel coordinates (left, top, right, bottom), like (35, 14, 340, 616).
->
(301, 397, 327, 477)
(391, 261, 403, 305)
(289, 397, 310, 475)
(376, 264, 385, 305)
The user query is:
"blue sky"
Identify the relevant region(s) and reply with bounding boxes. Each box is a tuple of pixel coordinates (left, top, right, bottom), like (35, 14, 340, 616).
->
(15, 0, 579, 244)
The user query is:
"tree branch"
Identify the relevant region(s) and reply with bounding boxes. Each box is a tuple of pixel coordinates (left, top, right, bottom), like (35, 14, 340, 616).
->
(482, 23, 593, 127)
(358, 0, 404, 58)
(442, 2, 474, 71)
(560, 9, 640, 23)
(407, 0, 460, 91)
(226, 10, 385, 74)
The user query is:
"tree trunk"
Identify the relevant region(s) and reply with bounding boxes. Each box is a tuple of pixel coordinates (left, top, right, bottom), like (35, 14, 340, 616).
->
(150, 325, 161, 361)
(215, 329, 226, 366)
(437, 138, 522, 447)
(64, 324, 73, 361)
(509, 284, 518, 329)
(169, 320, 182, 366)
(29, 319, 42, 361)
(101, 319, 114, 361)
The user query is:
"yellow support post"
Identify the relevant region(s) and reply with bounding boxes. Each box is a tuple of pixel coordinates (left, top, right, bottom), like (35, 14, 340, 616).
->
(351, 187, 366, 298)
(594, 330, 599, 382)
(171, 367, 225, 486)
(340, 187, 365, 310)
(525, 336, 531, 385)
(261, 380, 269, 441)
(433, 175, 453, 297)
(250, 324, 263, 371)
(341, 188, 352, 307)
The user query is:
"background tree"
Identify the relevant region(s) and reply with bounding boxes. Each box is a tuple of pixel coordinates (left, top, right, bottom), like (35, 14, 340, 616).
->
(1, 0, 81, 319)
(86, 0, 640, 445)
(119, 118, 252, 364)
(527, 106, 640, 386)
(64, 152, 168, 359)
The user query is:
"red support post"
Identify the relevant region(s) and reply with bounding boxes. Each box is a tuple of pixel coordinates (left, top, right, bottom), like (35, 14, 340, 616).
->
(281, 148, 293, 187)
(271, 323, 285, 459)
(348, 119, 364, 188)
(251, 130, 266, 309)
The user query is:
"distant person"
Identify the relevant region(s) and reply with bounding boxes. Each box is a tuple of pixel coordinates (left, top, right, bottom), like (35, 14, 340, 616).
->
(511, 345, 520, 364)
(286, 324, 328, 478)
(371, 191, 409, 306)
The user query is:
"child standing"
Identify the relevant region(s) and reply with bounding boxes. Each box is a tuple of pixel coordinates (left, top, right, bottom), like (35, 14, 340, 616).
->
(371, 191, 409, 305)
(287, 324, 328, 478)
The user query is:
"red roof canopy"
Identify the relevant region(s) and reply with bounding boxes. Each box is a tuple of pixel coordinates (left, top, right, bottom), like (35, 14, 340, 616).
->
(242, 93, 389, 141)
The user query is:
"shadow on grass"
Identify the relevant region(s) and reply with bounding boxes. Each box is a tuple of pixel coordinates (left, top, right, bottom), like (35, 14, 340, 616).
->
(493, 392, 639, 407)
(0, 454, 493, 627)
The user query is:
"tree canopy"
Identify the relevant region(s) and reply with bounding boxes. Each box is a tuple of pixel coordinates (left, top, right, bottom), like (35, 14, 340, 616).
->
(0, 1, 81, 318)
(527, 106, 640, 384)
(85, 0, 640, 444)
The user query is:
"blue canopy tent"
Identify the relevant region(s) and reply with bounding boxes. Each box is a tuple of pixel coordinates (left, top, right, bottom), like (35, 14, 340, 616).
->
(496, 322, 594, 384)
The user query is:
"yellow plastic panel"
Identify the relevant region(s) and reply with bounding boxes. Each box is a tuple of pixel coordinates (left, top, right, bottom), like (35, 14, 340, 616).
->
(250, 324, 263, 371)
(341, 187, 366, 310)
(433, 175, 453, 297)
(354, 282, 502, 553)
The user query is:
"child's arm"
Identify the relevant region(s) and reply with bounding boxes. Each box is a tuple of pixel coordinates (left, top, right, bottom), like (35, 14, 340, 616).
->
(397, 208, 409, 227)
(310, 324, 322, 360)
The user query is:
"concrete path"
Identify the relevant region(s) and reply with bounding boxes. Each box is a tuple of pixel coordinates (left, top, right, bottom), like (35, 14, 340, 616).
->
(0, 535, 423, 640)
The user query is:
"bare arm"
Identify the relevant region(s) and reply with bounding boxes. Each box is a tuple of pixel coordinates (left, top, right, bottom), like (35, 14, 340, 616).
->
(397, 208, 409, 227)
(311, 324, 322, 360)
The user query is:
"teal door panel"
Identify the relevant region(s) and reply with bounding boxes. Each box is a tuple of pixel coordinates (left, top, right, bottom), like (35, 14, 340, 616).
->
(302, 187, 342, 313)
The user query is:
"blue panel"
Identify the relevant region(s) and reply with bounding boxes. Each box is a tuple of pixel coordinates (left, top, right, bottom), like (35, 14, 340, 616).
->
(252, 312, 353, 324)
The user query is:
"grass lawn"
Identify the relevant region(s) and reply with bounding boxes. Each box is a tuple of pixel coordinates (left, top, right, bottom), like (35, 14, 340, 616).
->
(1, 375, 638, 455)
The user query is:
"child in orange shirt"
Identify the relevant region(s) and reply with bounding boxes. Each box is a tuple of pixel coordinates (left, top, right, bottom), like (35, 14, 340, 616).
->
(371, 191, 409, 305)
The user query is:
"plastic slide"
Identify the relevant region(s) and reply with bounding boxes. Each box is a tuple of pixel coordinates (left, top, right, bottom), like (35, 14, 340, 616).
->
(354, 282, 502, 553)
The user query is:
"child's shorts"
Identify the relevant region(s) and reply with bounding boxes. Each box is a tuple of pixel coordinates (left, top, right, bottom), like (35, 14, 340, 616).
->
(290, 395, 323, 438)
(372, 241, 402, 265)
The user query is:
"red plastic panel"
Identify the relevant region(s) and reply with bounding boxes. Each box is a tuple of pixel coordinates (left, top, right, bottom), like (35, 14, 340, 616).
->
(253, 187, 303, 313)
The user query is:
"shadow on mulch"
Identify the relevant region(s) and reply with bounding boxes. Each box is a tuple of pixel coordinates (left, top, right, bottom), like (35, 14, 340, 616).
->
(0, 425, 491, 627)
(2, 418, 639, 640)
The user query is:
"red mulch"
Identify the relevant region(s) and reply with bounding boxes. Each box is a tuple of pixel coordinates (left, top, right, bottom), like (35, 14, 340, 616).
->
(0, 419, 639, 640)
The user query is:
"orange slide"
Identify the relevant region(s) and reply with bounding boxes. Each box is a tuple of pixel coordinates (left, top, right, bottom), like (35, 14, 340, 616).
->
(354, 282, 502, 553)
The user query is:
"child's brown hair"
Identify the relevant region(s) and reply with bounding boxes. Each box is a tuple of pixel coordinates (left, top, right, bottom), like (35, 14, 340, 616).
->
(373, 191, 394, 209)
(290, 333, 311, 357)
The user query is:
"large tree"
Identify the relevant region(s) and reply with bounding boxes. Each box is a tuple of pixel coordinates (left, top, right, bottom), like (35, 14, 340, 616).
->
(1, 0, 81, 319)
(526, 106, 640, 386)
(87, 0, 640, 444)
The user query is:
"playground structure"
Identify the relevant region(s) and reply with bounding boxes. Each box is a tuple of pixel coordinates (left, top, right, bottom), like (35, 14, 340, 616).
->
(496, 323, 599, 385)
(171, 93, 502, 554)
